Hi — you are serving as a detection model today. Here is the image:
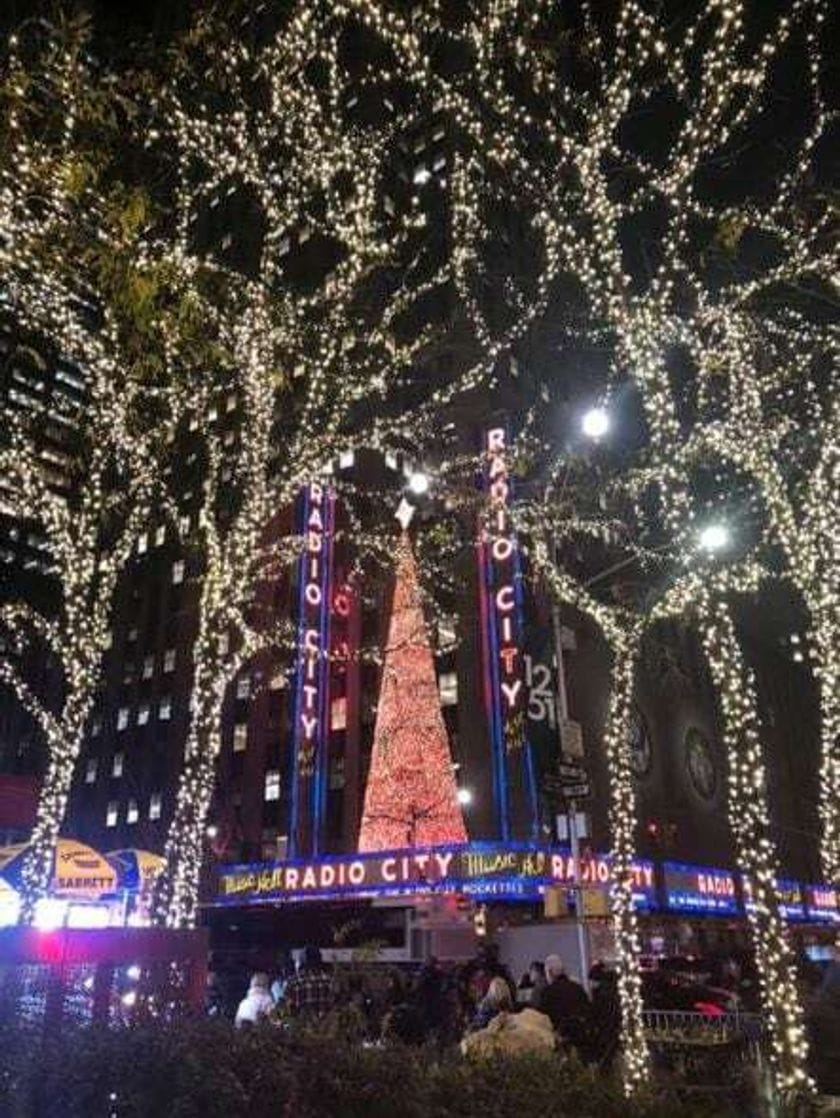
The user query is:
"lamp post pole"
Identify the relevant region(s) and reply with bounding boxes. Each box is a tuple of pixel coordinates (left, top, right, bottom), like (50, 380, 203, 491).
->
(550, 589, 590, 993)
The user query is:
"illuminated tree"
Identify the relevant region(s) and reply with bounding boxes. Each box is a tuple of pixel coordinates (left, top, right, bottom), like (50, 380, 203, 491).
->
(143, 7, 555, 927)
(0, 28, 177, 918)
(359, 534, 466, 851)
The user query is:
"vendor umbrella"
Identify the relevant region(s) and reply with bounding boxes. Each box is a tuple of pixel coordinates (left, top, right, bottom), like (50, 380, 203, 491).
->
(106, 849, 165, 892)
(0, 838, 117, 899)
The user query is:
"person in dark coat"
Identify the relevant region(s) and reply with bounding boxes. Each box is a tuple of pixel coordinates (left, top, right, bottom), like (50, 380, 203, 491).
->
(586, 963, 621, 1069)
(807, 961, 840, 1094)
(533, 954, 591, 1051)
(413, 957, 456, 1046)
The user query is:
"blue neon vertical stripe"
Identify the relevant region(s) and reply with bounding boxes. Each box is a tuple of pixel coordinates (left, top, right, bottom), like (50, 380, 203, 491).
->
(477, 538, 504, 836)
(312, 492, 334, 855)
(484, 540, 511, 839)
(512, 517, 540, 840)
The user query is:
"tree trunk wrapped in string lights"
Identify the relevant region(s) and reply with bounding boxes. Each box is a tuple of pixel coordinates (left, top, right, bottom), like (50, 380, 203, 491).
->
(647, 567, 814, 1099)
(601, 623, 650, 1093)
(531, 541, 650, 1094)
(701, 599, 813, 1098)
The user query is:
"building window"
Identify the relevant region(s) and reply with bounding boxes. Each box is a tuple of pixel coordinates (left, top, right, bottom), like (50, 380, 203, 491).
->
(149, 793, 162, 821)
(330, 696, 347, 731)
(172, 560, 185, 585)
(329, 757, 345, 790)
(106, 801, 119, 827)
(163, 648, 176, 673)
(127, 627, 138, 643)
(155, 524, 166, 546)
(179, 515, 191, 537)
(226, 392, 237, 412)
(91, 716, 101, 738)
(142, 655, 154, 680)
(84, 758, 98, 784)
(159, 698, 172, 721)
(233, 723, 248, 753)
(137, 703, 150, 726)
(439, 671, 458, 706)
(126, 799, 139, 825)
(236, 676, 251, 701)
(137, 532, 148, 555)
(112, 752, 124, 778)
(219, 633, 229, 656)
(264, 771, 281, 802)
(117, 707, 129, 731)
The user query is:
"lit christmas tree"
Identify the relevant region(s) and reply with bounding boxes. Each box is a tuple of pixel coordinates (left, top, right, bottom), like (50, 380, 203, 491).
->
(358, 536, 467, 852)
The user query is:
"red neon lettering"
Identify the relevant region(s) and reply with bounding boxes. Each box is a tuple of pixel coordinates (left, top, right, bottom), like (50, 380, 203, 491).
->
(496, 586, 515, 612)
(488, 455, 507, 480)
(499, 646, 518, 672)
(492, 537, 514, 562)
(487, 428, 506, 452)
(301, 714, 317, 739)
(490, 478, 509, 504)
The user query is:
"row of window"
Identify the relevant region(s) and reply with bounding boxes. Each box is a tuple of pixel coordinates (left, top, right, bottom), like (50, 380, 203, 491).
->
(105, 794, 162, 827)
(261, 759, 346, 802)
(110, 699, 173, 731)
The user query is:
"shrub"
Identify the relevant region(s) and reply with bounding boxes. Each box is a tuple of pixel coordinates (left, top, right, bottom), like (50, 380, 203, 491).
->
(0, 1018, 742, 1118)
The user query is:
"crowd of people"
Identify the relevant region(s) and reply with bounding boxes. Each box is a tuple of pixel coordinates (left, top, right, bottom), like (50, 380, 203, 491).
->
(221, 943, 623, 1068)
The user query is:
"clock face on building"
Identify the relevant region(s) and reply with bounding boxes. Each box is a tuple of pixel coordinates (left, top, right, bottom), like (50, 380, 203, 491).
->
(685, 727, 717, 801)
(628, 707, 652, 779)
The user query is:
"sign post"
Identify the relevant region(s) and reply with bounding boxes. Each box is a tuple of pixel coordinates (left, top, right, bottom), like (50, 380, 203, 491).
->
(549, 588, 590, 991)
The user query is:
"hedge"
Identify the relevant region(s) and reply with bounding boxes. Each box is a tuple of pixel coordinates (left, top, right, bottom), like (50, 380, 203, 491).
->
(0, 1018, 746, 1118)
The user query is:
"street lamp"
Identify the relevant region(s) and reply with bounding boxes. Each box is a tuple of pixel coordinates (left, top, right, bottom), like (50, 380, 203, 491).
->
(698, 523, 730, 554)
(407, 470, 430, 496)
(581, 406, 610, 440)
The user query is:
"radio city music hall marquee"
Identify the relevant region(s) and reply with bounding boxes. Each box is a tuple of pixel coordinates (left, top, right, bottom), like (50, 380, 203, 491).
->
(214, 843, 656, 907)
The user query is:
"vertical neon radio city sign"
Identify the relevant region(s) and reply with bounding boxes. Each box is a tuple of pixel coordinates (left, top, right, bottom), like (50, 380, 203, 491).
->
(478, 427, 539, 840)
(290, 481, 335, 857)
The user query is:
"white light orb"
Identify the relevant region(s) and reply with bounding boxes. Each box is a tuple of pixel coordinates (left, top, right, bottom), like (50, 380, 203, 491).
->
(581, 406, 610, 440)
(407, 471, 430, 496)
(698, 523, 730, 553)
(457, 788, 473, 806)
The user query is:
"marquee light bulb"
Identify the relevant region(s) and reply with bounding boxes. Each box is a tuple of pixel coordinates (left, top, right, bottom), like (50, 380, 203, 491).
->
(581, 407, 610, 440)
